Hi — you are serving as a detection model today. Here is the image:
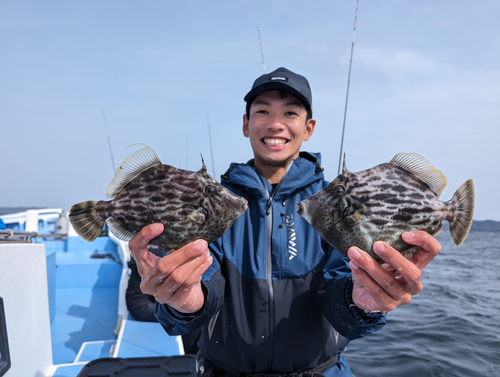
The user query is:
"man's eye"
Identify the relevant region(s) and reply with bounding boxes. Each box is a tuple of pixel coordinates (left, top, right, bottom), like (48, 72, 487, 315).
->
(285, 111, 298, 116)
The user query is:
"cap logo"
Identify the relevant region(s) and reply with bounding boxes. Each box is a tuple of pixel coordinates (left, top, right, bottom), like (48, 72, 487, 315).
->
(269, 76, 288, 82)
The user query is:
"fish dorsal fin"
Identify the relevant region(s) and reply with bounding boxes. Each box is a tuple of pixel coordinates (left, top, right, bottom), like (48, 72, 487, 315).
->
(389, 152, 447, 197)
(199, 154, 207, 174)
(106, 144, 162, 198)
(342, 153, 350, 174)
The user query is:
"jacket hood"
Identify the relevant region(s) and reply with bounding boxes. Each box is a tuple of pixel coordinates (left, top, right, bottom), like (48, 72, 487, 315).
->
(221, 152, 325, 199)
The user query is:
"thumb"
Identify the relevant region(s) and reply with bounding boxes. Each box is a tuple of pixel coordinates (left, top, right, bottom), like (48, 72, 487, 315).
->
(129, 223, 164, 274)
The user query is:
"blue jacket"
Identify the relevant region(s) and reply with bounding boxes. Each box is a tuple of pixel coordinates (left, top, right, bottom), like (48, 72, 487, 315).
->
(156, 152, 385, 376)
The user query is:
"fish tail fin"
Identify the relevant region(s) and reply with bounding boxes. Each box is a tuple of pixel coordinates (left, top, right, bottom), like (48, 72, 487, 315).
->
(69, 201, 105, 242)
(449, 179, 475, 246)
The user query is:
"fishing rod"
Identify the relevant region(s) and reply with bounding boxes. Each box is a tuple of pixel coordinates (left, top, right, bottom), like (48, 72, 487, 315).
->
(257, 27, 266, 73)
(206, 114, 216, 178)
(101, 108, 117, 173)
(186, 137, 189, 170)
(337, 0, 359, 176)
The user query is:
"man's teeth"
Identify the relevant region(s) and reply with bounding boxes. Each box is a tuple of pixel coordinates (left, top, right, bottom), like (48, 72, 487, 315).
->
(263, 138, 287, 146)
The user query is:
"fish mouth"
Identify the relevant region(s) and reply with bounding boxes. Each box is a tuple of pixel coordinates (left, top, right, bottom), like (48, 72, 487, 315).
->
(296, 202, 304, 216)
(262, 137, 289, 146)
(242, 199, 248, 212)
(296, 202, 312, 223)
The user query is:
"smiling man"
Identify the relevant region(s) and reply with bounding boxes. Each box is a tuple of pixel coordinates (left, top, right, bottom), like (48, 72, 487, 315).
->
(242, 88, 315, 183)
(129, 67, 442, 376)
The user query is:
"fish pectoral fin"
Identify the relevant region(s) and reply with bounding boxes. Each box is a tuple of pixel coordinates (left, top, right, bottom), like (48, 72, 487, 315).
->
(342, 206, 363, 228)
(342, 205, 353, 218)
(185, 206, 206, 224)
(344, 216, 356, 227)
(106, 144, 162, 199)
(344, 212, 363, 227)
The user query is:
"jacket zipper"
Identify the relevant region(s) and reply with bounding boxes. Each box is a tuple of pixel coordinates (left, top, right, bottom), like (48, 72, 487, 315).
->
(258, 161, 294, 371)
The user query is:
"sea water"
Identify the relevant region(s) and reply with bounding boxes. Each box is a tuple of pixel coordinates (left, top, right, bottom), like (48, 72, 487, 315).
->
(343, 231, 500, 376)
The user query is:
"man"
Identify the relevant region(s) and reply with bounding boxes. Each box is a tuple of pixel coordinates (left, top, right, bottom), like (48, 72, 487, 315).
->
(129, 67, 441, 376)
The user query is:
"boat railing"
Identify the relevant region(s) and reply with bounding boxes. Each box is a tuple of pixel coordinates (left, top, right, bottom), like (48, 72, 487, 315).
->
(0, 229, 64, 243)
(0, 208, 111, 243)
(1, 208, 63, 232)
(0, 229, 107, 243)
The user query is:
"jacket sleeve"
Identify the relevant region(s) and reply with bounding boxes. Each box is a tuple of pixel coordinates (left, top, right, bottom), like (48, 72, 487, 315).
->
(318, 240, 386, 340)
(126, 259, 158, 322)
(154, 238, 226, 336)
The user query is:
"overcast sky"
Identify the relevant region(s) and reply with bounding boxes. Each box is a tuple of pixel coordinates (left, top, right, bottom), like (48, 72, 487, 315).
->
(1, 1, 499, 220)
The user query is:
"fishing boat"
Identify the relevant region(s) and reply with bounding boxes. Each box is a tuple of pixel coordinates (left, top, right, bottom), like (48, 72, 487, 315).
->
(0, 208, 195, 377)
(0, 6, 359, 376)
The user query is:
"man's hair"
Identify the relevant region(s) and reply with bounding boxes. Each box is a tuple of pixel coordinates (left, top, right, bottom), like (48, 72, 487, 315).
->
(245, 90, 313, 123)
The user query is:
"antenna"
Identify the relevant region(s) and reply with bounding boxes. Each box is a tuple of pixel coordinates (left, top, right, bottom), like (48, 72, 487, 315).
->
(206, 114, 216, 178)
(257, 27, 266, 73)
(177, 144, 182, 168)
(101, 108, 116, 173)
(337, 0, 359, 176)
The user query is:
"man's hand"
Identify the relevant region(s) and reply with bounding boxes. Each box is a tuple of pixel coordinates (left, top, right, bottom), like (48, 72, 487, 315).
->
(347, 231, 441, 313)
(128, 223, 213, 314)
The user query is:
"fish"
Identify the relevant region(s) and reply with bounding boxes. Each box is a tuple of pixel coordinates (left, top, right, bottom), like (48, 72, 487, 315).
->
(296, 152, 475, 263)
(69, 144, 248, 250)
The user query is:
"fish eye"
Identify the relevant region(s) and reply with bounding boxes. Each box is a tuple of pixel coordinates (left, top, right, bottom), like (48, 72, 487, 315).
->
(334, 185, 345, 195)
(204, 185, 216, 196)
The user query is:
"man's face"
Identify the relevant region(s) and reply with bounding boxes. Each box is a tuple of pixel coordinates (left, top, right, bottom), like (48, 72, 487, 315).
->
(243, 90, 315, 169)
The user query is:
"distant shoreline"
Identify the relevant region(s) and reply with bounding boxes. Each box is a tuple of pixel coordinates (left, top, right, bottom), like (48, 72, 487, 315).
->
(462, 220, 500, 233)
(1, 207, 499, 232)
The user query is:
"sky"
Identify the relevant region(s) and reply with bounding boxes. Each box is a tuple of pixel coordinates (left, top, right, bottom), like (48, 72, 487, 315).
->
(1, 1, 499, 221)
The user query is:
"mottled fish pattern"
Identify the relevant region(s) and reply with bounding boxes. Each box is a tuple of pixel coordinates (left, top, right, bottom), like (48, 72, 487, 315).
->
(69, 144, 247, 250)
(297, 152, 475, 263)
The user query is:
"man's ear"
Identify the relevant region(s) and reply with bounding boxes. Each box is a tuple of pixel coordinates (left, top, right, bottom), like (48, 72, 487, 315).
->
(243, 114, 250, 138)
(303, 119, 316, 141)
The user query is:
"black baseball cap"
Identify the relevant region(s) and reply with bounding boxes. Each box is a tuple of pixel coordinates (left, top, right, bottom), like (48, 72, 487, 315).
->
(244, 67, 312, 111)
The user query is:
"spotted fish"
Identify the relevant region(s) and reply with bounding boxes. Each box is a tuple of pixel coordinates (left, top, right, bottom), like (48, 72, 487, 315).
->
(296, 152, 475, 263)
(69, 144, 247, 250)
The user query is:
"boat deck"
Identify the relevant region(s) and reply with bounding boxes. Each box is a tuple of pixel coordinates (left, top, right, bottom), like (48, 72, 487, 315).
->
(0, 209, 184, 376)
(50, 249, 183, 376)
(51, 249, 121, 365)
